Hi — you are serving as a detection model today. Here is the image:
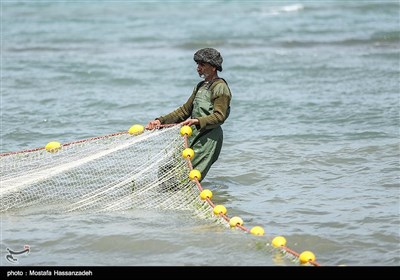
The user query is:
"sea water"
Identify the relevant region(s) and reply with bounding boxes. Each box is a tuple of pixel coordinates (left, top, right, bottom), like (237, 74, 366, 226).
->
(1, 0, 399, 267)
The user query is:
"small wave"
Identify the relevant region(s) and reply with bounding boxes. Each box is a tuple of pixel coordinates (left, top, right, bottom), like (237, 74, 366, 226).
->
(276, 33, 399, 49)
(5, 46, 75, 53)
(258, 4, 304, 16)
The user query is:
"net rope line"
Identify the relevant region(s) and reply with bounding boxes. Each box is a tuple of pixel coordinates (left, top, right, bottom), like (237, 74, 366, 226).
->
(178, 125, 321, 267)
(0, 123, 320, 266)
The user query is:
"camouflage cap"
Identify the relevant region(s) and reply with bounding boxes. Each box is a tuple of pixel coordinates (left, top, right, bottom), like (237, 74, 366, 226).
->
(193, 48, 223, 71)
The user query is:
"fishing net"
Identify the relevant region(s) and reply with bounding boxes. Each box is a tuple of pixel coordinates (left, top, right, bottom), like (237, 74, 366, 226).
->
(0, 125, 322, 266)
(0, 126, 215, 220)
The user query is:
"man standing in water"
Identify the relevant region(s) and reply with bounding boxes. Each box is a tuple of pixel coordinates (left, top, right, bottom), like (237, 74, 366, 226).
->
(146, 48, 232, 182)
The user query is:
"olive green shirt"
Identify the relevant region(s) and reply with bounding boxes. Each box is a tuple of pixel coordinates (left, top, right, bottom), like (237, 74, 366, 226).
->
(157, 79, 231, 132)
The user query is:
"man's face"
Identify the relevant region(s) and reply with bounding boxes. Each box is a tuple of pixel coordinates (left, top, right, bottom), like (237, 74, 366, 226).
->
(196, 62, 216, 79)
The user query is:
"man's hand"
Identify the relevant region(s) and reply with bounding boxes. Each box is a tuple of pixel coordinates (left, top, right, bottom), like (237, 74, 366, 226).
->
(181, 119, 199, 126)
(145, 119, 161, 130)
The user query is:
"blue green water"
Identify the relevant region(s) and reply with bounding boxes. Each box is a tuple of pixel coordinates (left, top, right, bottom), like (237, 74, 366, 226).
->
(1, 0, 399, 266)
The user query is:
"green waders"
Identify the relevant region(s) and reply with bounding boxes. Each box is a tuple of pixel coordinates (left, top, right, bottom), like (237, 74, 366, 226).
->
(189, 83, 223, 181)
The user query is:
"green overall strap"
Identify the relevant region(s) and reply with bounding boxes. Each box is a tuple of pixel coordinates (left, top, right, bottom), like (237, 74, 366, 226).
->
(195, 78, 229, 94)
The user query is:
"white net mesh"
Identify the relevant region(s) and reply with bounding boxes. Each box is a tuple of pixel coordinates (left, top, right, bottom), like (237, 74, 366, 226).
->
(0, 126, 218, 221)
(1, 125, 323, 266)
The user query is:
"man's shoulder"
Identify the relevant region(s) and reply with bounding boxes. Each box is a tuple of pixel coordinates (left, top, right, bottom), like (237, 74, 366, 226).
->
(212, 78, 230, 91)
(213, 78, 228, 86)
(211, 79, 232, 99)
